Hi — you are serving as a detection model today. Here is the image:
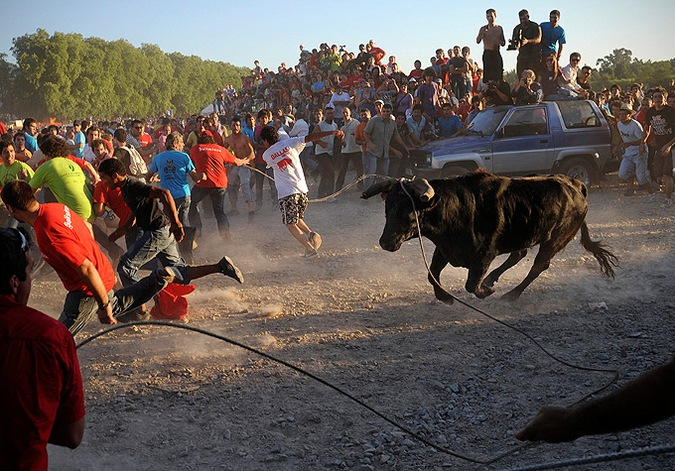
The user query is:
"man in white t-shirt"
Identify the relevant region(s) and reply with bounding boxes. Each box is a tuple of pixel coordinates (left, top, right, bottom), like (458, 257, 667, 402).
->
(260, 126, 344, 259)
(616, 103, 655, 199)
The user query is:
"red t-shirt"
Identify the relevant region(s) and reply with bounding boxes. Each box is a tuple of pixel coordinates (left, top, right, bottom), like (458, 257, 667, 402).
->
(34, 203, 116, 295)
(0, 295, 85, 470)
(139, 132, 153, 147)
(93, 181, 132, 225)
(189, 143, 235, 188)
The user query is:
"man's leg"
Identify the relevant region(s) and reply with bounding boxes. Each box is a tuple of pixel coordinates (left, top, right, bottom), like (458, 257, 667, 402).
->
(209, 187, 231, 240)
(227, 166, 241, 214)
(376, 157, 390, 180)
(59, 290, 99, 335)
(239, 166, 256, 220)
(362, 152, 378, 189)
(189, 186, 208, 238)
(118, 228, 171, 287)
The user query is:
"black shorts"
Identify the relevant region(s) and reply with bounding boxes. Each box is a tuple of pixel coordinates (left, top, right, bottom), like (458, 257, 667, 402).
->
(652, 148, 674, 178)
(279, 193, 309, 225)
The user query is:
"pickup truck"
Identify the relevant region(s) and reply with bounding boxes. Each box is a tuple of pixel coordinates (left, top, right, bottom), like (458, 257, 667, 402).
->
(408, 100, 616, 186)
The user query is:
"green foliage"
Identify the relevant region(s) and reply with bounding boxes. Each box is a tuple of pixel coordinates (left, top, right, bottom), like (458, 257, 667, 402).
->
(591, 48, 675, 91)
(4, 29, 249, 119)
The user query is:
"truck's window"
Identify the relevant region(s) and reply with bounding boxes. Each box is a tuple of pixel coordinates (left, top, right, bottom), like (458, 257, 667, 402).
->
(466, 108, 508, 136)
(557, 100, 602, 128)
(501, 108, 548, 137)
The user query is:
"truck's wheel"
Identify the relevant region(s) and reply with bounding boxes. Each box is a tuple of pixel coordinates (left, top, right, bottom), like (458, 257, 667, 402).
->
(559, 158, 595, 186)
(441, 166, 471, 178)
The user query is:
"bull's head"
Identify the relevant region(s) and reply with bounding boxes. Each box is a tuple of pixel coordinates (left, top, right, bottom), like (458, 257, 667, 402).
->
(362, 178, 436, 252)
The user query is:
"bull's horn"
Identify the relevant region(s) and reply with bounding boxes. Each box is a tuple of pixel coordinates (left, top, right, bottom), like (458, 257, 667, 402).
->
(410, 178, 435, 202)
(361, 178, 397, 199)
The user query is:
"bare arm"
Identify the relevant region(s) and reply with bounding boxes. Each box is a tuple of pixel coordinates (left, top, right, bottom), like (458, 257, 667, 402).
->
(304, 129, 344, 144)
(149, 186, 184, 243)
(477, 25, 487, 44)
(49, 417, 85, 449)
(93, 202, 106, 217)
(516, 358, 675, 443)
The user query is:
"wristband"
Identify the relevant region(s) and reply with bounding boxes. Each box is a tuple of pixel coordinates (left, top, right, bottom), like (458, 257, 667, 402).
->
(98, 300, 110, 310)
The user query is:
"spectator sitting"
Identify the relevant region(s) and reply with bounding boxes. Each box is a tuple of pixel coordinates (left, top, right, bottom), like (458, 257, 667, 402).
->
(437, 103, 463, 138)
(511, 69, 543, 105)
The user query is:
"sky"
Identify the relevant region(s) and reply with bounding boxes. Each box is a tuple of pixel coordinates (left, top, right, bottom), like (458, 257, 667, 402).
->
(2, 0, 674, 79)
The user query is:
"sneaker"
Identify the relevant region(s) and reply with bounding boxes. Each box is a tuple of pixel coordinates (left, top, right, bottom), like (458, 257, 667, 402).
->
(646, 193, 657, 202)
(117, 307, 150, 323)
(248, 211, 255, 223)
(255, 201, 263, 211)
(661, 198, 673, 208)
(303, 248, 319, 259)
(218, 256, 244, 283)
(308, 231, 322, 251)
(163, 266, 184, 283)
(227, 208, 239, 216)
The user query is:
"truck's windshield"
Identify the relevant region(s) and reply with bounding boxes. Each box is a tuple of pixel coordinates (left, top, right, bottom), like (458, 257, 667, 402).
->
(466, 108, 508, 136)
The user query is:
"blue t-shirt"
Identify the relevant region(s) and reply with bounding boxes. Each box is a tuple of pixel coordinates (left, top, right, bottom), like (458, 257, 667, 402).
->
(540, 22, 566, 55)
(24, 133, 38, 154)
(73, 131, 86, 159)
(437, 115, 462, 138)
(241, 126, 254, 143)
(149, 150, 195, 199)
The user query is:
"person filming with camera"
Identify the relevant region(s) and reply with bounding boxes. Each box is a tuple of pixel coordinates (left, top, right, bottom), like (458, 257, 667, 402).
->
(510, 9, 542, 78)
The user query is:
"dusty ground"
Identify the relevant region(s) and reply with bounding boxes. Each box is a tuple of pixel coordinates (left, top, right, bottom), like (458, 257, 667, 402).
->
(40, 173, 675, 470)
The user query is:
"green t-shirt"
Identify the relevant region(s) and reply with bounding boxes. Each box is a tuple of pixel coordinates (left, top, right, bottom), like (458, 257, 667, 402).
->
(29, 157, 94, 221)
(0, 161, 35, 186)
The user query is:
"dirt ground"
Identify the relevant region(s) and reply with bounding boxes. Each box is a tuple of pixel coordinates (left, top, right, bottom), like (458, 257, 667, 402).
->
(41, 173, 675, 471)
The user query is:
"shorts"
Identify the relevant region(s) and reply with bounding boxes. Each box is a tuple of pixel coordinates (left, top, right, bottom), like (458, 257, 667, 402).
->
(279, 193, 308, 225)
(618, 152, 650, 185)
(652, 149, 674, 178)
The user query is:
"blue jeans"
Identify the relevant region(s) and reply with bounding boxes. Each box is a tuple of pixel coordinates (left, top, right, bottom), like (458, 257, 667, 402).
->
(189, 186, 230, 239)
(59, 268, 171, 335)
(174, 195, 191, 227)
(228, 166, 255, 203)
(362, 151, 390, 189)
(118, 226, 188, 287)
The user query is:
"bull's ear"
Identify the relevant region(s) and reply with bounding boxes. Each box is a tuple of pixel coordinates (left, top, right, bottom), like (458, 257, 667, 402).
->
(409, 178, 435, 202)
(361, 178, 397, 199)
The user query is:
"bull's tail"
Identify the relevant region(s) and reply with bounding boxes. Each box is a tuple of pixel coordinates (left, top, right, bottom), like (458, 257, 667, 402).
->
(580, 221, 619, 278)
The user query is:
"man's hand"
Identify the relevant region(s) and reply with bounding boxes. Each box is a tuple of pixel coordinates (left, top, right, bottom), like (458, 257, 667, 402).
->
(515, 406, 577, 443)
(171, 223, 185, 243)
(97, 303, 117, 325)
(108, 227, 125, 243)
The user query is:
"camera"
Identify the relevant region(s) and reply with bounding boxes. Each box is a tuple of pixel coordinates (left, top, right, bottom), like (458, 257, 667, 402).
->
(507, 38, 521, 51)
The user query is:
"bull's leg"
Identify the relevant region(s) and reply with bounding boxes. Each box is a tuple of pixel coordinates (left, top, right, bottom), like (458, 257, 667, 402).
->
(466, 259, 495, 299)
(428, 249, 454, 304)
(502, 244, 555, 301)
(482, 249, 528, 290)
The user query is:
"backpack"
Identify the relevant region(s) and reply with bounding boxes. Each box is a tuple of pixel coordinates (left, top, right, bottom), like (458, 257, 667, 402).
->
(121, 145, 148, 179)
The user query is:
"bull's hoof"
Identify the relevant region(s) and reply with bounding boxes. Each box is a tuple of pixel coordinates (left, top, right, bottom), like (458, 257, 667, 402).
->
(434, 288, 455, 305)
(473, 286, 495, 299)
(482, 275, 498, 289)
(501, 290, 522, 302)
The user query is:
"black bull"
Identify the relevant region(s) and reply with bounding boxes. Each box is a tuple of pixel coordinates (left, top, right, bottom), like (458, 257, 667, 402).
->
(361, 172, 619, 302)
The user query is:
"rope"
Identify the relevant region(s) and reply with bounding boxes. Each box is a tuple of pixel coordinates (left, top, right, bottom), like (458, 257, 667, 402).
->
(249, 165, 388, 203)
(76, 320, 504, 464)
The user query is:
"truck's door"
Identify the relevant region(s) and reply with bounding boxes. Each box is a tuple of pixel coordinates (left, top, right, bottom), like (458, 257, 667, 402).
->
(490, 105, 555, 176)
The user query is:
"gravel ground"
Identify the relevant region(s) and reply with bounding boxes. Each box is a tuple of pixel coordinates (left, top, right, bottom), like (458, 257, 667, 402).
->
(39, 174, 675, 470)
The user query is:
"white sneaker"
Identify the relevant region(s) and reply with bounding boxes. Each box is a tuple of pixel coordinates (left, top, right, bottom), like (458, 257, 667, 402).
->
(661, 198, 673, 208)
(303, 248, 319, 259)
